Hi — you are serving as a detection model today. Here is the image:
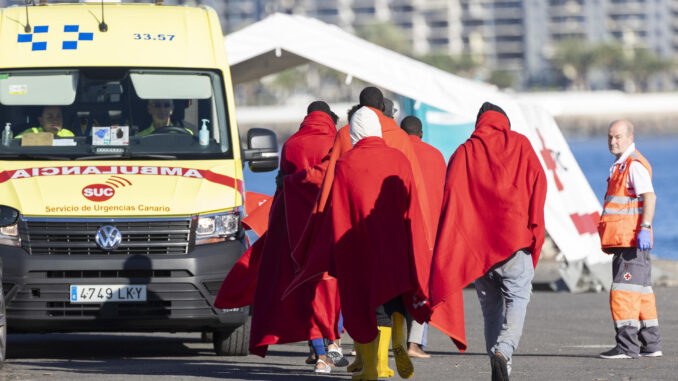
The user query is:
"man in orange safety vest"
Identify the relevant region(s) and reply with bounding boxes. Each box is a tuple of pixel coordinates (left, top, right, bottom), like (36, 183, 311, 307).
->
(598, 120, 661, 359)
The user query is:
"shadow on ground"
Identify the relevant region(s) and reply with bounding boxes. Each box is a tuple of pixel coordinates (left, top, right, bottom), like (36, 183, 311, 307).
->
(8, 359, 349, 380)
(5, 333, 350, 380)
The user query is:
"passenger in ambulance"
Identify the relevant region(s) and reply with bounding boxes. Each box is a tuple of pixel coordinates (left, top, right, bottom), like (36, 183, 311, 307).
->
(16, 106, 75, 138)
(138, 99, 193, 136)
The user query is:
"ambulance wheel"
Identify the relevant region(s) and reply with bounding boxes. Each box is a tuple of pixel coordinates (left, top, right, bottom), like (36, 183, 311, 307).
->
(213, 316, 250, 356)
(0, 287, 6, 369)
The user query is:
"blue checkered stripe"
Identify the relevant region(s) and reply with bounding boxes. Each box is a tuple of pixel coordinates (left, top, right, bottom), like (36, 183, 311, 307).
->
(17, 25, 94, 51)
(17, 25, 48, 51)
(62, 25, 94, 50)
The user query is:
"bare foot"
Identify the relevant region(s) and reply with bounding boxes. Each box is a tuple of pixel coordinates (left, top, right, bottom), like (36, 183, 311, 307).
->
(407, 343, 431, 358)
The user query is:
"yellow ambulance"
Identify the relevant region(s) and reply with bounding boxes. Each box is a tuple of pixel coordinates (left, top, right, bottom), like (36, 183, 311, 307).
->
(0, 0, 278, 358)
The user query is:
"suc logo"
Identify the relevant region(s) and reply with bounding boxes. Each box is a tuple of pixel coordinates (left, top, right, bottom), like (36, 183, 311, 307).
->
(82, 184, 115, 202)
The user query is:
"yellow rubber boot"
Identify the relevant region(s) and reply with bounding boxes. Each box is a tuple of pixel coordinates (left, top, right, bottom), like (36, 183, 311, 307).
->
(391, 312, 414, 378)
(352, 336, 379, 380)
(347, 343, 362, 373)
(377, 326, 395, 377)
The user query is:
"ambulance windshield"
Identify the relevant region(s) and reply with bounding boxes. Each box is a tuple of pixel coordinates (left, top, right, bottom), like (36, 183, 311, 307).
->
(0, 68, 232, 160)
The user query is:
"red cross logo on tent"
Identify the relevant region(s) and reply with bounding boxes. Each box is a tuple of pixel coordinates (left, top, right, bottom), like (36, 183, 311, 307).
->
(536, 129, 564, 191)
(624, 272, 632, 281)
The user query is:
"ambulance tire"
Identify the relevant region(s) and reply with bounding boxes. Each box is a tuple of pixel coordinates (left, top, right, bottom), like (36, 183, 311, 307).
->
(213, 316, 250, 356)
(0, 284, 6, 369)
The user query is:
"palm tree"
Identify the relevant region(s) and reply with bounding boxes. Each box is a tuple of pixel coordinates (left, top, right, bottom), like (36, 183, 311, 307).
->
(621, 48, 674, 92)
(551, 39, 598, 90)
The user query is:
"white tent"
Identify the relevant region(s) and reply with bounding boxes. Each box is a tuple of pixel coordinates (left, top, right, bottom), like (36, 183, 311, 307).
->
(226, 13, 611, 291)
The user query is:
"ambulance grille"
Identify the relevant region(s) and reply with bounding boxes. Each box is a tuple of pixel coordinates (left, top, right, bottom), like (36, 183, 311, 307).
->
(19, 218, 194, 256)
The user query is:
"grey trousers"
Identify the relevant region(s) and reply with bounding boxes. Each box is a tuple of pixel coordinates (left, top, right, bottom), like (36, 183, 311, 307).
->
(475, 249, 534, 373)
(407, 320, 428, 347)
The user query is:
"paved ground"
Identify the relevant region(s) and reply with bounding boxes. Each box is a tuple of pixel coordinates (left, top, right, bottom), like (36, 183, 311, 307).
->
(1, 288, 676, 381)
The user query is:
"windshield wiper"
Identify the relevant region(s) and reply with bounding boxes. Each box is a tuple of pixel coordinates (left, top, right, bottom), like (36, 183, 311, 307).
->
(125, 154, 178, 160)
(75, 153, 178, 161)
(75, 154, 125, 161)
(0, 154, 72, 160)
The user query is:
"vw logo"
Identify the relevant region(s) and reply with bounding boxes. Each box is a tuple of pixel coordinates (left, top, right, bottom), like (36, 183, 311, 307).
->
(95, 225, 122, 250)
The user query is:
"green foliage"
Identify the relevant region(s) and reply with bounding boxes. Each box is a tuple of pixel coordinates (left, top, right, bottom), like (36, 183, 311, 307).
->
(419, 53, 481, 78)
(488, 70, 515, 89)
(268, 66, 306, 90)
(552, 39, 675, 91)
(355, 21, 411, 54)
(551, 39, 599, 89)
(619, 47, 675, 91)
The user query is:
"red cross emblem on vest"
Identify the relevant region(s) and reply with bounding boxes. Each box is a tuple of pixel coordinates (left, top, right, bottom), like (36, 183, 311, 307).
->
(624, 272, 632, 281)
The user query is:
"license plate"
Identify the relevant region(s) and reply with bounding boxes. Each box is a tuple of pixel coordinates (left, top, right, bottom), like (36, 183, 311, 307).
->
(70, 285, 147, 303)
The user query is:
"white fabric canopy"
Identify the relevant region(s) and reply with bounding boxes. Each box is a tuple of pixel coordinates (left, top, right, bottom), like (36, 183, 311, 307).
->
(226, 13, 611, 290)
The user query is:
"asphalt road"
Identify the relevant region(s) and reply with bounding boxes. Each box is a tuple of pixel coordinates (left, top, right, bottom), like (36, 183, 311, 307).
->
(1, 288, 676, 381)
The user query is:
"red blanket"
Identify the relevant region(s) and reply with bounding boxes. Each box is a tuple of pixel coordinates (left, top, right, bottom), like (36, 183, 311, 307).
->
(288, 108, 433, 295)
(212, 191, 272, 309)
(429, 110, 547, 349)
(214, 111, 340, 357)
(408, 135, 468, 351)
(329, 137, 430, 343)
(409, 135, 446, 229)
(241, 192, 272, 236)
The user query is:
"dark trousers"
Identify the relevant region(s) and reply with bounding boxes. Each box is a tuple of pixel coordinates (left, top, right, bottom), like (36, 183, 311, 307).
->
(376, 296, 406, 327)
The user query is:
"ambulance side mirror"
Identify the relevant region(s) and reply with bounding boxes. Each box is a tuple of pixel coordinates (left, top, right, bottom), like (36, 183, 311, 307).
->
(243, 128, 279, 172)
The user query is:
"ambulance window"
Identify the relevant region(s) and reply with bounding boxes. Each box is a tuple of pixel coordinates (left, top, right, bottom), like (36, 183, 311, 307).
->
(0, 69, 232, 160)
(130, 73, 212, 99)
(0, 72, 77, 106)
(130, 70, 231, 157)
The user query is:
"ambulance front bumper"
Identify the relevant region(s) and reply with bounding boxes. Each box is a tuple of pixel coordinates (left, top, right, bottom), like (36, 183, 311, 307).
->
(0, 239, 248, 333)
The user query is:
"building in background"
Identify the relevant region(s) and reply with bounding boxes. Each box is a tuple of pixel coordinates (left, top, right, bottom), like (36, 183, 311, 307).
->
(0, 0, 675, 90)
(459, 0, 547, 88)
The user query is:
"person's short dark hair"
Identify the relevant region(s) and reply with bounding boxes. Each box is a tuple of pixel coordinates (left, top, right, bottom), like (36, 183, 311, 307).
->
(475, 102, 510, 127)
(307, 101, 331, 115)
(400, 116, 422, 136)
(347, 104, 361, 122)
(383, 98, 397, 119)
(359, 86, 384, 110)
(307, 100, 338, 124)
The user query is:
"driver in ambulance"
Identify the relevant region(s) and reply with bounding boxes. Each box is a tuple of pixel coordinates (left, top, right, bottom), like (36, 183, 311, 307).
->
(138, 99, 193, 136)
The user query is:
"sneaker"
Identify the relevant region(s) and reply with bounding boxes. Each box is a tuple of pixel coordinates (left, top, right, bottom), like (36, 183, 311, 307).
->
(490, 352, 509, 381)
(327, 346, 349, 367)
(640, 350, 663, 357)
(599, 347, 635, 359)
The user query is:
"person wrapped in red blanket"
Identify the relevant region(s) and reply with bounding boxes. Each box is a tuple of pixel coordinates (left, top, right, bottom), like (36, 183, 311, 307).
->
(429, 102, 547, 381)
(214, 101, 341, 362)
(400, 115, 447, 359)
(287, 88, 435, 290)
(325, 106, 432, 380)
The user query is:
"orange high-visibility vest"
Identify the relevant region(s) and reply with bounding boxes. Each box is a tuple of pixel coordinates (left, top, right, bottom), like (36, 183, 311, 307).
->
(598, 150, 652, 251)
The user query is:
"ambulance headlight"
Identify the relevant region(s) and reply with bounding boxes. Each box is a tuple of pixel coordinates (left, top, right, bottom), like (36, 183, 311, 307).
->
(196, 210, 241, 245)
(0, 205, 20, 247)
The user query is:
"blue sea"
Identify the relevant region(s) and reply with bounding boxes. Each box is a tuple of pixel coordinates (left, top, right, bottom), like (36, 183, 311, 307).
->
(244, 134, 678, 260)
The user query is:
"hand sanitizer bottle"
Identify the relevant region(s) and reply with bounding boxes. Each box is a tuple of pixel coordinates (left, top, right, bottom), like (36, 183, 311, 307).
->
(2, 123, 12, 146)
(199, 119, 209, 146)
